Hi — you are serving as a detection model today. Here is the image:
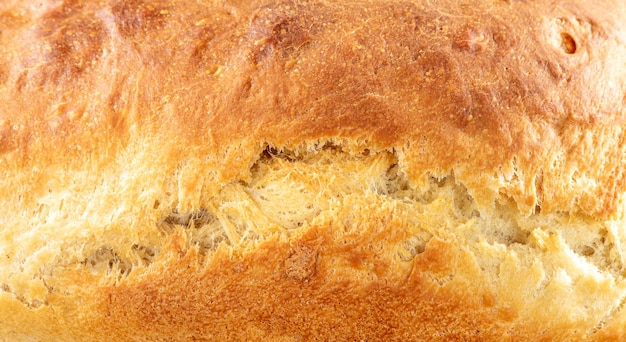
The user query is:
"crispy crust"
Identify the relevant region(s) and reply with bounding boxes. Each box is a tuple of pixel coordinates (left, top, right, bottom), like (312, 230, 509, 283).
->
(1, 0, 626, 340)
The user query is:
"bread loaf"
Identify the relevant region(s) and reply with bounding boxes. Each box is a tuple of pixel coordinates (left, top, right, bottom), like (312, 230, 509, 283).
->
(1, 0, 626, 340)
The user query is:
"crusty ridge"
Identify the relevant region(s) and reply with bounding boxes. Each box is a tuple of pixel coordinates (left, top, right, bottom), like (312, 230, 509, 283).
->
(1, 0, 626, 340)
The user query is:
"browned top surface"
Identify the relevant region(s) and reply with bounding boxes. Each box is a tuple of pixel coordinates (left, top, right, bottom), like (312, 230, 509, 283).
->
(1, 0, 626, 216)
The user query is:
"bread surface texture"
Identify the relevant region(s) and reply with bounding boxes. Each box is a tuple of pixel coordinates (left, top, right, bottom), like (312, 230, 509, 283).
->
(1, 0, 626, 340)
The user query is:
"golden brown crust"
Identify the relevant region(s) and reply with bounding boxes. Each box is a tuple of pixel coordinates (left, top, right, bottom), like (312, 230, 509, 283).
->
(1, 0, 626, 340)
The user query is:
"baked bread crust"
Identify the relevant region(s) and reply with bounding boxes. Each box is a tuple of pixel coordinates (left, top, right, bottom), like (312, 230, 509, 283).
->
(1, 0, 626, 340)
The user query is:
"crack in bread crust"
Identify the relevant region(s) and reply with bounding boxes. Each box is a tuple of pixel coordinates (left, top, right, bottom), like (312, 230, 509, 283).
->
(4, 145, 626, 340)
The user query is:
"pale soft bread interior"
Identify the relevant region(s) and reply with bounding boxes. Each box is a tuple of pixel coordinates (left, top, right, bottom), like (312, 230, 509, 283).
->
(2, 139, 626, 339)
